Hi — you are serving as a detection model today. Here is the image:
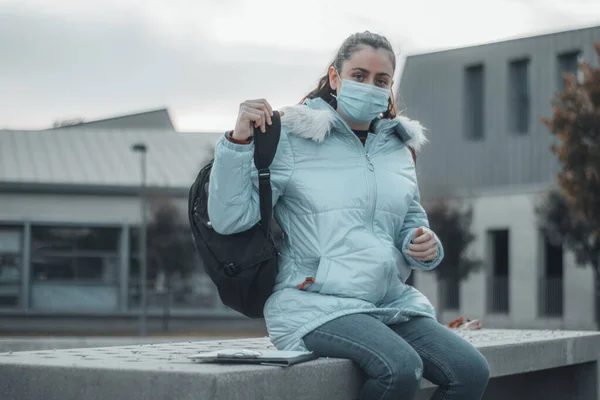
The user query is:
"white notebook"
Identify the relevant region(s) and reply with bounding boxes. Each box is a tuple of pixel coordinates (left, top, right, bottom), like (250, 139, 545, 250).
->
(188, 349, 318, 367)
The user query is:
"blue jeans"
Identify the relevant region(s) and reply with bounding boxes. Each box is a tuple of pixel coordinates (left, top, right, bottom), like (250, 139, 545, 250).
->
(303, 314, 489, 400)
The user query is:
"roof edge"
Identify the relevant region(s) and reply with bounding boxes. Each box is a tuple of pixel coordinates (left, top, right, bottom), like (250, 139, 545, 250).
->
(48, 107, 174, 130)
(0, 181, 188, 197)
(404, 23, 600, 59)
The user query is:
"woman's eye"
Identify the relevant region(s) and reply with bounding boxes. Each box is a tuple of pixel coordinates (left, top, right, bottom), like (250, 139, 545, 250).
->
(354, 74, 364, 82)
(377, 80, 389, 87)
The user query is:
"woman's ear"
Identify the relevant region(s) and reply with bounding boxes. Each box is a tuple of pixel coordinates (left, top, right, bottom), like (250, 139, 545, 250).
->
(328, 66, 339, 91)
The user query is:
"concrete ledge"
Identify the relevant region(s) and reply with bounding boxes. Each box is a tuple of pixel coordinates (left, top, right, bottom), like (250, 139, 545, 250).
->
(0, 313, 268, 336)
(1, 329, 599, 400)
(0, 337, 227, 352)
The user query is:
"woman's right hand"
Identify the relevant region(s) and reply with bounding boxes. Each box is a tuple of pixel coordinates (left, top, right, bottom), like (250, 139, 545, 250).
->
(232, 99, 275, 141)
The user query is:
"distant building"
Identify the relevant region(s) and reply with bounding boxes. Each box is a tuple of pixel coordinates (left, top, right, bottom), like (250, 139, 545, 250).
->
(0, 108, 241, 334)
(401, 25, 600, 330)
(50, 108, 176, 131)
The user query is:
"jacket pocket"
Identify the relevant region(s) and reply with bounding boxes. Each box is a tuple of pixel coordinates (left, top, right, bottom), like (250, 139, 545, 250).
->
(312, 257, 331, 293)
(315, 257, 391, 304)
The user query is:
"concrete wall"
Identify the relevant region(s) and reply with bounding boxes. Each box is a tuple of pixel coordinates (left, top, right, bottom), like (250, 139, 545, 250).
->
(0, 192, 187, 225)
(0, 314, 267, 336)
(415, 188, 597, 330)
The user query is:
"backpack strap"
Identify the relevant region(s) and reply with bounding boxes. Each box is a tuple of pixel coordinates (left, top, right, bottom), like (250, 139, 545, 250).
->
(253, 111, 282, 234)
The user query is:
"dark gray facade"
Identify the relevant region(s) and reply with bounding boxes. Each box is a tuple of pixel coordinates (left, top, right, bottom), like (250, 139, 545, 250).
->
(399, 26, 600, 198)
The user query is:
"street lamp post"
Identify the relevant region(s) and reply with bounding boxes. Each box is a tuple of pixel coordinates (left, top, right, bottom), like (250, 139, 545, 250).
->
(132, 143, 148, 337)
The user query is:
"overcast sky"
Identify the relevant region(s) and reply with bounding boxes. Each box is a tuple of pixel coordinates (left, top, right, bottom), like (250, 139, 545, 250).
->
(2, 0, 600, 132)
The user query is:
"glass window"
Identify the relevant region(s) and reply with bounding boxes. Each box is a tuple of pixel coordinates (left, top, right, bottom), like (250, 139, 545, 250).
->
(464, 64, 485, 140)
(32, 254, 74, 281)
(76, 257, 106, 280)
(32, 226, 120, 253)
(31, 226, 120, 283)
(543, 233, 563, 278)
(32, 254, 118, 283)
(557, 51, 583, 91)
(0, 254, 22, 283)
(0, 229, 22, 253)
(0, 228, 23, 308)
(29, 225, 121, 312)
(488, 229, 510, 314)
(508, 58, 530, 134)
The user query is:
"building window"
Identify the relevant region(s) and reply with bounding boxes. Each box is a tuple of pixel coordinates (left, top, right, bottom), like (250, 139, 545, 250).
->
(488, 229, 509, 313)
(464, 64, 485, 140)
(557, 50, 583, 91)
(508, 58, 530, 134)
(31, 226, 120, 282)
(30, 226, 120, 311)
(439, 278, 460, 311)
(539, 230, 563, 317)
(0, 227, 24, 308)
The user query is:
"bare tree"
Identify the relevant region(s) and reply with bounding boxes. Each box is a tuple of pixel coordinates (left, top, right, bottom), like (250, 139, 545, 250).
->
(426, 197, 481, 312)
(146, 196, 197, 331)
(539, 43, 600, 327)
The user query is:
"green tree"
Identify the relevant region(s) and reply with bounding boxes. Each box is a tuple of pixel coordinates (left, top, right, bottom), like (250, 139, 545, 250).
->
(539, 43, 600, 326)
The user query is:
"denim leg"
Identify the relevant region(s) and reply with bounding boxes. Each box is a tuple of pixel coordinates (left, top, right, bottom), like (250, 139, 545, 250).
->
(303, 313, 423, 400)
(390, 317, 490, 400)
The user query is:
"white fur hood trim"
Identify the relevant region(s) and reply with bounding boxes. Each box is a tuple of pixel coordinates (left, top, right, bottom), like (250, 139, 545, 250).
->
(393, 115, 429, 152)
(280, 104, 336, 144)
(280, 104, 428, 151)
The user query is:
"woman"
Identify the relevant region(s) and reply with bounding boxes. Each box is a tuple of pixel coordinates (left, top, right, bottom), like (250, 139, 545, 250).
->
(207, 31, 489, 400)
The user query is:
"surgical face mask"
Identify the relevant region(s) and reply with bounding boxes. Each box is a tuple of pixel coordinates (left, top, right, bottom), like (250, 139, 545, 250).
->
(333, 77, 391, 124)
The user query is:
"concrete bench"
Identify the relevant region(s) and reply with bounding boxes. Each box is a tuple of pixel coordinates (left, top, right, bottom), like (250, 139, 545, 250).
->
(0, 336, 219, 353)
(1, 329, 599, 400)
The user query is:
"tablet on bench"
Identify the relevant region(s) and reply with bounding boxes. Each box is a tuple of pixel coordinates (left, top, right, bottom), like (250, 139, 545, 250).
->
(188, 349, 318, 367)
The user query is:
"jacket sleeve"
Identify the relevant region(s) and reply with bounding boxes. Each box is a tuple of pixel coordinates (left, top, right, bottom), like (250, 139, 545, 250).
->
(207, 131, 294, 235)
(396, 188, 444, 271)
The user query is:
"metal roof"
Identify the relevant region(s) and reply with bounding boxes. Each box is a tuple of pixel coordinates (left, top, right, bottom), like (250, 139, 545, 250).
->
(0, 129, 223, 190)
(48, 108, 176, 131)
(403, 24, 600, 59)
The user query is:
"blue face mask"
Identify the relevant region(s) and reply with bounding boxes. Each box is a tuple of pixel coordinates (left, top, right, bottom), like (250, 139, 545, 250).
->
(334, 78, 391, 124)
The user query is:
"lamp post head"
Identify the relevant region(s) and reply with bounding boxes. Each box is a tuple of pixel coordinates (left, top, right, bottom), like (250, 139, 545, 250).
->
(131, 143, 148, 153)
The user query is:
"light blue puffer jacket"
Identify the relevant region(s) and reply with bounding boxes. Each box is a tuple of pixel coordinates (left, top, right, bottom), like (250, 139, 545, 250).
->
(208, 97, 444, 351)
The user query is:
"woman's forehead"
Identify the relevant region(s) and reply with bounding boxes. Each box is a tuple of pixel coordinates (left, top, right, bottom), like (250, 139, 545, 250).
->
(343, 47, 394, 75)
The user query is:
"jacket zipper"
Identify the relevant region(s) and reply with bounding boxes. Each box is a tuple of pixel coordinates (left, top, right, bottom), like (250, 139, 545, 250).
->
(365, 152, 377, 233)
(334, 118, 393, 290)
(345, 131, 381, 234)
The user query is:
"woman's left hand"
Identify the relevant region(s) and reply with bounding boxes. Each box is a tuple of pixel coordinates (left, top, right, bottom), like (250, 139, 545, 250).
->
(406, 227, 439, 261)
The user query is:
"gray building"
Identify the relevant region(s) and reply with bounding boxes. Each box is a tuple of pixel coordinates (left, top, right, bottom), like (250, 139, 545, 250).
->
(49, 108, 176, 131)
(400, 25, 600, 330)
(0, 109, 261, 334)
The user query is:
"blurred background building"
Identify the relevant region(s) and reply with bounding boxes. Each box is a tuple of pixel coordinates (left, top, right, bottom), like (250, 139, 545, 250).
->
(404, 25, 600, 330)
(0, 110, 269, 335)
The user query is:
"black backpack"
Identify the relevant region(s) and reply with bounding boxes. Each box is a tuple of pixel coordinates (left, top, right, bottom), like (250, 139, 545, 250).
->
(188, 112, 282, 318)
